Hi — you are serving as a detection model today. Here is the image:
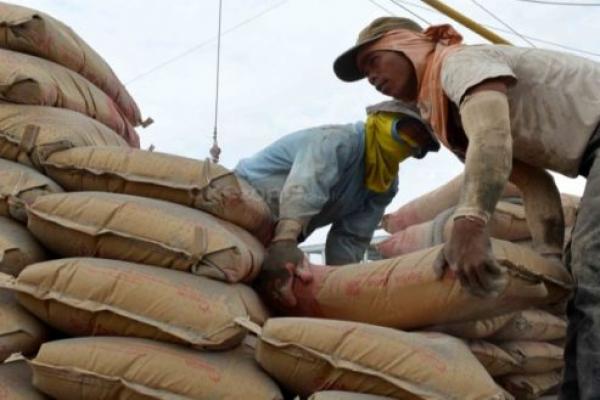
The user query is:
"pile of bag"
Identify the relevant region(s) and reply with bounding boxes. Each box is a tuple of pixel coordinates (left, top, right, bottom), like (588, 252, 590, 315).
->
(0, 3, 575, 399)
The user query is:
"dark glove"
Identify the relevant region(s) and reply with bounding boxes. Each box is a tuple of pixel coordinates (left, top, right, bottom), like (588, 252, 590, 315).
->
(434, 216, 507, 297)
(256, 239, 310, 310)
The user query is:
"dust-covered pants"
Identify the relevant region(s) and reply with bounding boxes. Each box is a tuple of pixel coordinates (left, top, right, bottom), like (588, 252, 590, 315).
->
(560, 145, 600, 400)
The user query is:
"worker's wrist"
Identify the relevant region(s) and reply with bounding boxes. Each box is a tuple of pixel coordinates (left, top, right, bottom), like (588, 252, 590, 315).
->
(272, 219, 305, 242)
(453, 207, 490, 225)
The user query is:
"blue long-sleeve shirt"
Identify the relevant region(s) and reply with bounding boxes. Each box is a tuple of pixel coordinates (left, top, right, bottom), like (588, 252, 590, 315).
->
(234, 122, 398, 265)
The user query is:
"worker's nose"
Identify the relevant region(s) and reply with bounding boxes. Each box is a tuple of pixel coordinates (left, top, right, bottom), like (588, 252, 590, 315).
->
(367, 72, 378, 87)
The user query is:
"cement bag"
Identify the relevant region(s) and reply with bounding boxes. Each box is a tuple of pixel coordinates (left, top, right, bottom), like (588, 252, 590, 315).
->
(27, 192, 265, 283)
(285, 240, 572, 330)
(242, 317, 509, 400)
(31, 337, 283, 400)
(0, 2, 142, 127)
(0, 104, 127, 169)
(0, 216, 47, 276)
(42, 146, 274, 243)
(429, 313, 516, 340)
(498, 341, 563, 374)
(381, 174, 521, 233)
(490, 310, 566, 342)
(499, 371, 561, 400)
(379, 202, 534, 258)
(0, 361, 49, 399)
(0, 49, 138, 146)
(0, 159, 62, 222)
(6, 257, 268, 349)
(468, 341, 520, 377)
(306, 392, 393, 400)
(0, 289, 47, 361)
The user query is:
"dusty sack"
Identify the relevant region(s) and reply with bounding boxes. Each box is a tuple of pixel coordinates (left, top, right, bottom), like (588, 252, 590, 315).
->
(498, 341, 564, 374)
(306, 392, 393, 400)
(0, 104, 127, 170)
(0, 216, 46, 276)
(31, 337, 283, 400)
(27, 192, 265, 283)
(0, 289, 47, 361)
(244, 317, 509, 400)
(286, 240, 572, 330)
(430, 309, 566, 341)
(42, 146, 274, 243)
(8, 257, 268, 349)
(0, 49, 138, 146)
(0, 1, 142, 127)
(468, 341, 520, 377)
(0, 361, 49, 399)
(498, 371, 561, 400)
(0, 159, 63, 222)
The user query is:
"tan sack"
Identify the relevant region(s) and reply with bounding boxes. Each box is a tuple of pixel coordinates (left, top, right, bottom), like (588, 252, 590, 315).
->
(31, 337, 283, 400)
(0, 159, 62, 222)
(0, 216, 46, 276)
(499, 371, 561, 400)
(0, 361, 49, 399)
(42, 146, 274, 243)
(429, 313, 516, 340)
(306, 392, 393, 399)
(7, 258, 268, 349)
(381, 174, 522, 233)
(499, 341, 564, 374)
(0, 289, 47, 361)
(490, 310, 567, 342)
(27, 192, 265, 283)
(0, 49, 138, 146)
(285, 240, 572, 330)
(0, 2, 142, 127)
(468, 341, 520, 377)
(0, 104, 126, 169)
(243, 317, 509, 400)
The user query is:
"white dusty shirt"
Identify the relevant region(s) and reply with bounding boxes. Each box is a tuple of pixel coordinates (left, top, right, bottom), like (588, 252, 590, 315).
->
(441, 44, 600, 177)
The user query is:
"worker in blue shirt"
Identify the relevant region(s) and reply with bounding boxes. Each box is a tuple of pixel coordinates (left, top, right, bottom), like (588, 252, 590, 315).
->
(235, 100, 439, 308)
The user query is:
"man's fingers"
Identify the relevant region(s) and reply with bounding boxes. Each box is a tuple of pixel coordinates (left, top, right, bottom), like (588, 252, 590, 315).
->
(293, 260, 314, 284)
(274, 276, 297, 308)
(433, 249, 448, 279)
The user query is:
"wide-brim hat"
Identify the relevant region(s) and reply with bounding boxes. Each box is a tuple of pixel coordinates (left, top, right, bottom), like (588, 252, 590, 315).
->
(334, 16, 422, 82)
(366, 100, 440, 154)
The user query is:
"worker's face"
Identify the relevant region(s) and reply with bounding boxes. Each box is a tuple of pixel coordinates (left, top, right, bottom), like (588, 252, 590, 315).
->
(358, 50, 418, 102)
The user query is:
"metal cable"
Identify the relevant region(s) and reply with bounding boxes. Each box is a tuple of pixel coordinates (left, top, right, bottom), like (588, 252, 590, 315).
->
(389, 0, 432, 24)
(471, 0, 537, 47)
(514, 0, 600, 5)
(210, 0, 224, 163)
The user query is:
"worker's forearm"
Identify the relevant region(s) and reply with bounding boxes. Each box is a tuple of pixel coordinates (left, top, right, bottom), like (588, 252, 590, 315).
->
(509, 161, 564, 255)
(456, 91, 513, 222)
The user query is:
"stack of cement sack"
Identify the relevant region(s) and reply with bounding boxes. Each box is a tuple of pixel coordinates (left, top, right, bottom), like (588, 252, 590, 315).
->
(0, 2, 574, 399)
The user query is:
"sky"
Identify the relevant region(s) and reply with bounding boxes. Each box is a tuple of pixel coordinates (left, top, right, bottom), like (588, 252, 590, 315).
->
(11, 0, 600, 245)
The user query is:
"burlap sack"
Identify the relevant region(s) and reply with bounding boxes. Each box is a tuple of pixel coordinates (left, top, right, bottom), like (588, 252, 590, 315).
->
(499, 371, 561, 400)
(490, 310, 567, 342)
(0, 289, 47, 361)
(286, 240, 572, 330)
(0, 159, 62, 222)
(42, 146, 274, 243)
(31, 337, 283, 399)
(468, 341, 520, 377)
(5, 258, 268, 349)
(0, 49, 138, 146)
(429, 313, 517, 340)
(0, 104, 127, 170)
(0, 2, 141, 127)
(381, 174, 522, 233)
(0, 216, 47, 276)
(243, 317, 509, 400)
(499, 341, 564, 374)
(0, 361, 49, 399)
(27, 192, 265, 283)
(306, 392, 393, 400)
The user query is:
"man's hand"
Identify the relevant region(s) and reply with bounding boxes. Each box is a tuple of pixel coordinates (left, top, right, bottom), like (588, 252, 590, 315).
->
(256, 240, 313, 310)
(434, 217, 507, 297)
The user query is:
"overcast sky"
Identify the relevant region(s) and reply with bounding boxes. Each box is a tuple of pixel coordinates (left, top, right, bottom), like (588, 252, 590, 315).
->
(12, 0, 600, 245)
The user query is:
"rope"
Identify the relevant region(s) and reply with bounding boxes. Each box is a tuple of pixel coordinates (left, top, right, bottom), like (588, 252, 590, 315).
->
(210, 0, 224, 164)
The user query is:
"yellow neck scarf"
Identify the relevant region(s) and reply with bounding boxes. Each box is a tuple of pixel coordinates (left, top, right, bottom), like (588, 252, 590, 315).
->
(364, 112, 416, 193)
